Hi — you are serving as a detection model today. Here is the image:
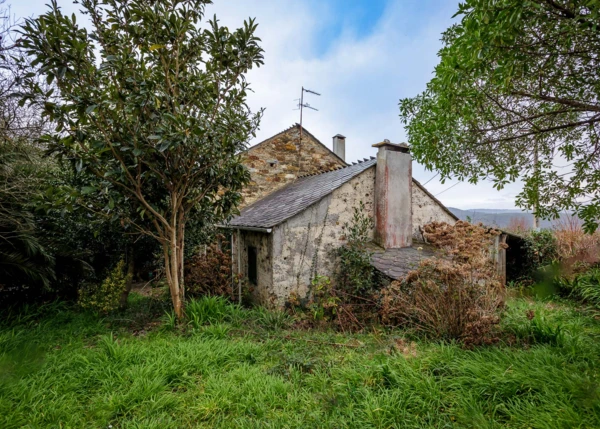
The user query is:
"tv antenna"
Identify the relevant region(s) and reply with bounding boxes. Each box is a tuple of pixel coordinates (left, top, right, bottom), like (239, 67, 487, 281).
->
(294, 87, 320, 177)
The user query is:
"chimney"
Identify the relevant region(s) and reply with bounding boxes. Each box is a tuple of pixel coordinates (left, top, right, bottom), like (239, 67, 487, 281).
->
(372, 140, 412, 249)
(332, 134, 346, 162)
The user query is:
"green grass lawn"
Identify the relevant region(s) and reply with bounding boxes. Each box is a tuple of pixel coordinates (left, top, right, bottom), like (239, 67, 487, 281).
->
(1, 293, 600, 428)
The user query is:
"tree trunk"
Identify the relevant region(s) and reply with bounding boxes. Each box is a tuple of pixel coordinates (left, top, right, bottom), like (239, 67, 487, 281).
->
(163, 199, 185, 320)
(119, 246, 135, 309)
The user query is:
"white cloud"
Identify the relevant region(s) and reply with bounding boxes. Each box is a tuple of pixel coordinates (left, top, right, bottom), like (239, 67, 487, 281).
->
(8, 0, 526, 210)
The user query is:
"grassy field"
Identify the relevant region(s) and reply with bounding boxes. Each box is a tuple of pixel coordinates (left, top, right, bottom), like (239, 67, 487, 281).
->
(1, 293, 600, 428)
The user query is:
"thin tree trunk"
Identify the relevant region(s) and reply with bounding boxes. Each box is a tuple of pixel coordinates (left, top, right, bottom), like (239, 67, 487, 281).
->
(169, 229, 183, 319)
(178, 210, 185, 304)
(119, 245, 135, 309)
(164, 194, 184, 320)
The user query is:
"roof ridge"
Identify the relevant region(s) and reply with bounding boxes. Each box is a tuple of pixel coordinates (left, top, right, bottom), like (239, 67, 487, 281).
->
(297, 156, 375, 178)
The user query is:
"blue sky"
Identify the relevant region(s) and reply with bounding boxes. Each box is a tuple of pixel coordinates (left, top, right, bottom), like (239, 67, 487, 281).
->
(7, 0, 526, 211)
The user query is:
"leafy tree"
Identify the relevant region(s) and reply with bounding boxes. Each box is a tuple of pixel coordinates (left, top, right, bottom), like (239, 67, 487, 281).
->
(399, 0, 600, 232)
(19, 0, 264, 317)
(0, 0, 54, 290)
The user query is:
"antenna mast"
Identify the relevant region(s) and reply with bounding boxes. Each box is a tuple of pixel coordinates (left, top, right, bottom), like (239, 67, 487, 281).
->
(294, 86, 320, 177)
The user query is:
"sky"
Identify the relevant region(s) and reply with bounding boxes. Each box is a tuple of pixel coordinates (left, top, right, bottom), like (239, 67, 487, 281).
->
(7, 0, 527, 211)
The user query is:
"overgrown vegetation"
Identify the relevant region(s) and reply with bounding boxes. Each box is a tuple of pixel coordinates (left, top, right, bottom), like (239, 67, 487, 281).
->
(568, 268, 600, 311)
(503, 215, 600, 286)
(19, 0, 264, 318)
(1, 292, 600, 428)
(184, 241, 233, 299)
(381, 221, 506, 346)
(336, 202, 375, 295)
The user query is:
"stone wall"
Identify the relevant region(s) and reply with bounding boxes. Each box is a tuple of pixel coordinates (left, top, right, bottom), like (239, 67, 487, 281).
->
(241, 125, 346, 207)
(270, 167, 376, 305)
(411, 182, 457, 240)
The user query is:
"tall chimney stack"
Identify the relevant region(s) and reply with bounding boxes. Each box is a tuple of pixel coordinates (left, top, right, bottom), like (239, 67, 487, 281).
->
(332, 134, 346, 162)
(372, 140, 412, 249)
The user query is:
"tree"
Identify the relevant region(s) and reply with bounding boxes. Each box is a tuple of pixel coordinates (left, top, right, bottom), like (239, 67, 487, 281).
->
(0, 0, 55, 290)
(19, 0, 264, 317)
(399, 0, 600, 233)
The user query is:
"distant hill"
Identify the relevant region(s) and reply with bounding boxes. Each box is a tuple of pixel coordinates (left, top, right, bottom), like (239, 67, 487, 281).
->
(448, 208, 578, 230)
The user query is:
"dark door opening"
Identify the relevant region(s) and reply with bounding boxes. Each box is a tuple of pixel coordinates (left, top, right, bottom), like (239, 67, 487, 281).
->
(248, 246, 257, 285)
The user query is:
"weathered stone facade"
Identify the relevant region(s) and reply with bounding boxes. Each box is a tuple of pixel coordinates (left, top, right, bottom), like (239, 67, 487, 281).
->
(229, 126, 460, 307)
(412, 182, 457, 240)
(240, 124, 346, 207)
(270, 167, 376, 305)
(231, 169, 459, 306)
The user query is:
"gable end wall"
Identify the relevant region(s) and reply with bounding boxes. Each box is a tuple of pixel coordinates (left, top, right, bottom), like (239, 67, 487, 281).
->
(270, 167, 375, 305)
(412, 183, 457, 239)
(241, 127, 346, 207)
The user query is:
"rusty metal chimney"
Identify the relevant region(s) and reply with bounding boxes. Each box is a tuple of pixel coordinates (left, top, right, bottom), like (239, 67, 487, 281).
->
(372, 140, 412, 249)
(332, 134, 346, 162)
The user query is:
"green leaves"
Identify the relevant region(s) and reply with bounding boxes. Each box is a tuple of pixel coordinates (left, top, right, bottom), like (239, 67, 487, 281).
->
(17, 0, 262, 312)
(400, 0, 600, 232)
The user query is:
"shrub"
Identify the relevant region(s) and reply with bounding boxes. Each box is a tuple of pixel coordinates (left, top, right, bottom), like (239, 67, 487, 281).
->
(307, 275, 340, 322)
(336, 201, 375, 295)
(552, 217, 600, 279)
(515, 229, 559, 283)
(184, 241, 232, 298)
(379, 221, 505, 346)
(78, 259, 131, 314)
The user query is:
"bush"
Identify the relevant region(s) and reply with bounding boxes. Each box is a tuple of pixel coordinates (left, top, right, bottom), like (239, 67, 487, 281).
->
(553, 216, 600, 261)
(380, 221, 505, 346)
(525, 229, 559, 267)
(78, 259, 131, 314)
(184, 241, 232, 298)
(336, 201, 375, 295)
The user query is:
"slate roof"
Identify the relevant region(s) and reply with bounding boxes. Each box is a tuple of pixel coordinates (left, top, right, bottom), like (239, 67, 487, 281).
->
(368, 242, 439, 280)
(227, 157, 377, 229)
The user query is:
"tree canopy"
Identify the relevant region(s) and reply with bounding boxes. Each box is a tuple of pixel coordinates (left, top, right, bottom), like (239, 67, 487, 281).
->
(19, 0, 264, 317)
(400, 0, 600, 232)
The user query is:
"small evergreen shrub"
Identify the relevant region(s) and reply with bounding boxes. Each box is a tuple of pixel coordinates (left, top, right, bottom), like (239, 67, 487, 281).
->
(78, 259, 131, 314)
(307, 275, 339, 322)
(337, 201, 375, 295)
(521, 229, 559, 278)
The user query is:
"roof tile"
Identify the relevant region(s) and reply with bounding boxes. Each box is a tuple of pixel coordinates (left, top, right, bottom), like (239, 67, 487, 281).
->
(227, 158, 376, 229)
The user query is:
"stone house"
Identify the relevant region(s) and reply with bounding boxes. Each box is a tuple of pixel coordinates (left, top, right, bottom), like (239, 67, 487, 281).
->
(224, 125, 459, 307)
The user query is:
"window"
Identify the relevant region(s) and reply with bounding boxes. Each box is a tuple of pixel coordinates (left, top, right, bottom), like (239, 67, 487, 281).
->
(247, 246, 257, 285)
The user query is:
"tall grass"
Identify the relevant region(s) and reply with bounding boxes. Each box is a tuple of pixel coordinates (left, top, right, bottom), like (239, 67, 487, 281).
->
(570, 268, 600, 310)
(552, 216, 600, 264)
(1, 294, 600, 428)
(505, 216, 531, 235)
